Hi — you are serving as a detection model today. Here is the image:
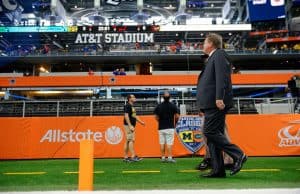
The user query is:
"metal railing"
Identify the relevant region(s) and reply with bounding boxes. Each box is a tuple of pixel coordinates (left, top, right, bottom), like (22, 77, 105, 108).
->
(235, 97, 297, 114)
(0, 97, 297, 117)
(1, 49, 299, 57)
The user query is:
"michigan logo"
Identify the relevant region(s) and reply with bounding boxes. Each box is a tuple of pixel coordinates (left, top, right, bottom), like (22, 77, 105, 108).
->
(176, 116, 205, 153)
(105, 126, 123, 145)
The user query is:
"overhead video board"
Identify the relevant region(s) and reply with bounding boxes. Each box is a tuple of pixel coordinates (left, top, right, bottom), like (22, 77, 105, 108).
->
(247, 0, 286, 22)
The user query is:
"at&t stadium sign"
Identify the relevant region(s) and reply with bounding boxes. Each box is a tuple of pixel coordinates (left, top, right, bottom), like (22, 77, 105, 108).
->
(74, 33, 154, 44)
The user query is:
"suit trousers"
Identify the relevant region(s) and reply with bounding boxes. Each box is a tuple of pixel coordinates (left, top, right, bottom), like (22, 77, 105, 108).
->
(202, 108, 243, 174)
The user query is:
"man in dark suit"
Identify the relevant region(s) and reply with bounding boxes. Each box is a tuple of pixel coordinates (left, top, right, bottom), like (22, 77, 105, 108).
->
(196, 33, 247, 178)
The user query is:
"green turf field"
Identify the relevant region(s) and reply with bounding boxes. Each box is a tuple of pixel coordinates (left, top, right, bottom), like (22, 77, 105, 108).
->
(0, 157, 299, 191)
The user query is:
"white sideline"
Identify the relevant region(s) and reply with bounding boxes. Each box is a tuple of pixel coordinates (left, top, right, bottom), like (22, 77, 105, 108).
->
(3, 189, 300, 194)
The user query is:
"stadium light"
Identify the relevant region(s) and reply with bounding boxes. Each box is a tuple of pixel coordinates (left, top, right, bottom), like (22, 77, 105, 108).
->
(164, 4, 176, 10)
(34, 91, 64, 95)
(73, 90, 93, 94)
(33, 90, 94, 95)
(39, 66, 49, 73)
(149, 62, 153, 73)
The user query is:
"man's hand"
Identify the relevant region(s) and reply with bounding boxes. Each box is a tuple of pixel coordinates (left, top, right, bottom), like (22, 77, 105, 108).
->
(216, 100, 225, 110)
(198, 112, 204, 117)
(129, 125, 135, 131)
(140, 121, 145, 126)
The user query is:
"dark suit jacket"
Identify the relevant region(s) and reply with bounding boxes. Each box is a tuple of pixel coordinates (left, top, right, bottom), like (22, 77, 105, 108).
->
(196, 49, 233, 110)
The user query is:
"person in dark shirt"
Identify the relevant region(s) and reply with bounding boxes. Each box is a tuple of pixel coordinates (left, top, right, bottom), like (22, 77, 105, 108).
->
(123, 94, 145, 162)
(113, 69, 120, 75)
(154, 91, 180, 163)
(119, 68, 126, 75)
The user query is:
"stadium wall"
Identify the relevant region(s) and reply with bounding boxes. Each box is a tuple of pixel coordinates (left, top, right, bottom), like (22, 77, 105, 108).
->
(0, 73, 297, 87)
(0, 114, 299, 159)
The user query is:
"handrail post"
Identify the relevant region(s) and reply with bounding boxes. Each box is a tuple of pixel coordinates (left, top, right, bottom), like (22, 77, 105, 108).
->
(90, 101, 93, 117)
(237, 98, 241, 115)
(22, 101, 25, 117)
(57, 101, 60, 117)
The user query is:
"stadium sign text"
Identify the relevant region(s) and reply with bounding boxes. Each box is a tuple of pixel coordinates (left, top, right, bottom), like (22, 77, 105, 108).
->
(40, 126, 123, 144)
(278, 125, 300, 147)
(74, 33, 154, 44)
(40, 129, 103, 143)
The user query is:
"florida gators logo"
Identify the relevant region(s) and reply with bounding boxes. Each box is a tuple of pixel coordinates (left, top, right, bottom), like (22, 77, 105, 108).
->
(175, 116, 205, 153)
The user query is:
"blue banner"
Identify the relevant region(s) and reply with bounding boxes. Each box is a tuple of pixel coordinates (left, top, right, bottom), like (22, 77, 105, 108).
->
(0, 26, 69, 32)
(247, 0, 286, 22)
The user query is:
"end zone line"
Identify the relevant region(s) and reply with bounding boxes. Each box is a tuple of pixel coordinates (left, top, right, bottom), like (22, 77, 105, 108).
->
(3, 172, 46, 175)
(122, 170, 160, 174)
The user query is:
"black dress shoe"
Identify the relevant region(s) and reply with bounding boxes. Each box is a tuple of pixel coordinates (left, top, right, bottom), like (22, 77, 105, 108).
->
(201, 172, 226, 178)
(230, 154, 247, 176)
(195, 158, 211, 170)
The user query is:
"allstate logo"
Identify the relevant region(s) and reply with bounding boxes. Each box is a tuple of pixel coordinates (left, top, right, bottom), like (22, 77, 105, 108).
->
(105, 126, 123, 145)
(176, 116, 205, 153)
(278, 121, 300, 147)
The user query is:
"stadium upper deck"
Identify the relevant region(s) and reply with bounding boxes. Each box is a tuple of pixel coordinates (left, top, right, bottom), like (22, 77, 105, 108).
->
(0, 1, 299, 78)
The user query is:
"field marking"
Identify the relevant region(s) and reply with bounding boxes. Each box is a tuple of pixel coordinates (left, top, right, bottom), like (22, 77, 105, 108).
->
(64, 171, 104, 174)
(177, 169, 280, 173)
(178, 170, 200, 173)
(3, 172, 46, 175)
(122, 170, 160, 174)
(241, 169, 280, 172)
(1, 168, 288, 176)
(4, 189, 300, 194)
(64, 171, 78, 174)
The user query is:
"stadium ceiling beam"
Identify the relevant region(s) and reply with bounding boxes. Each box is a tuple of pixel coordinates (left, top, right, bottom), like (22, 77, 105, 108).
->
(159, 24, 251, 31)
(0, 38, 10, 50)
(51, 0, 67, 24)
(178, 0, 187, 13)
(44, 34, 64, 49)
(137, 0, 143, 12)
(94, 0, 100, 10)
